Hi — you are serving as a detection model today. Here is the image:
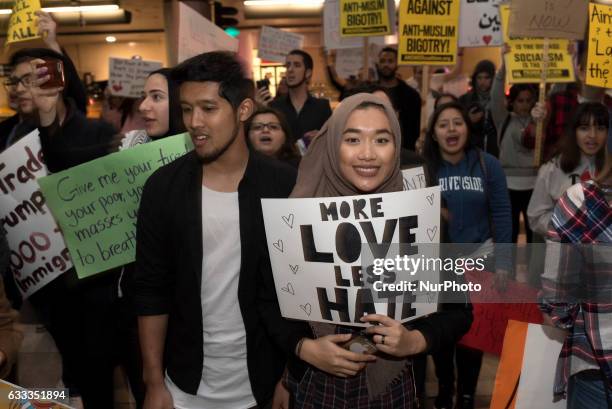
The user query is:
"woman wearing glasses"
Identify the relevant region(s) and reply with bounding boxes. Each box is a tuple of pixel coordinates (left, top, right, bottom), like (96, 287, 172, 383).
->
(246, 106, 301, 167)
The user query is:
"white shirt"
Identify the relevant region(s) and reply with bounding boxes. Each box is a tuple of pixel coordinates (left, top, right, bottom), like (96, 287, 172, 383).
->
(166, 185, 256, 409)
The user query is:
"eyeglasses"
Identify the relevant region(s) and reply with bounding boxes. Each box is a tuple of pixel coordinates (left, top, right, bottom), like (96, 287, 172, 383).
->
(3, 74, 34, 89)
(251, 122, 282, 132)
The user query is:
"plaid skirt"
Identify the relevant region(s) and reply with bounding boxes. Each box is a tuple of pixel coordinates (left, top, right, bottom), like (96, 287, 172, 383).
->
(285, 360, 417, 409)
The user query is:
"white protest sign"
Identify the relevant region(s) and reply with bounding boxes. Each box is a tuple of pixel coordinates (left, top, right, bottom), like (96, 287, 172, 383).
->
(515, 323, 566, 409)
(323, 0, 386, 50)
(262, 188, 440, 326)
(335, 44, 381, 78)
(402, 166, 427, 190)
(258, 26, 304, 63)
(459, 0, 503, 47)
(108, 58, 163, 98)
(0, 131, 71, 298)
(177, 2, 239, 63)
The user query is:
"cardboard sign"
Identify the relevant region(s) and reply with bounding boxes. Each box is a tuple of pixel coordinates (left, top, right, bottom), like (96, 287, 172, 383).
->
(340, 0, 392, 37)
(514, 324, 566, 409)
(108, 58, 163, 98)
(398, 0, 461, 65)
(500, 5, 575, 84)
(585, 2, 612, 88)
(6, 0, 41, 45)
(458, 270, 543, 355)
(509, 0, 589, 40)
(262, 188, 441, 326)
(37, 134, 193, 279)
(0, 380, 71, 408)
(324, 0, 386, 49)
(459, 0, 503, 47)
(177, 2, 238, 63)
(402, 166, 427, 190)
(258, 26, 305, 63)
(0, 131, 70, 299)
(335, 44, 381, 78)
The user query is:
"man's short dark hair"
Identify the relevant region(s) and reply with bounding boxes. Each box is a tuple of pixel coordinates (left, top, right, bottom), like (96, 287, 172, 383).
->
(379, 47, 398, 57)
(288, 49, 313, 71)
(171, 51, 254, 110)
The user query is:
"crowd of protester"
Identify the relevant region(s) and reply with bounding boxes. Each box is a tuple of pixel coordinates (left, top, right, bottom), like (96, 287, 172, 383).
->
(0, 11, 610, 409)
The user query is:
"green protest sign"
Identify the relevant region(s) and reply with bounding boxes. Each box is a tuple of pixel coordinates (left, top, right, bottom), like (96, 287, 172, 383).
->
(37, 133, 193, 278)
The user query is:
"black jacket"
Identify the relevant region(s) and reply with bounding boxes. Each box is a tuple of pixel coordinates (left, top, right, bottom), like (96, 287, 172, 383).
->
(134, 150, 312, 404)
(39, 98, 115, 173)
(270, 94, 332, 142)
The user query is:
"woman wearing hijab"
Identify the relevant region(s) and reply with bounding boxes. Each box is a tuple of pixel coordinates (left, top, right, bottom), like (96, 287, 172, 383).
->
(286, 93, 472, 408)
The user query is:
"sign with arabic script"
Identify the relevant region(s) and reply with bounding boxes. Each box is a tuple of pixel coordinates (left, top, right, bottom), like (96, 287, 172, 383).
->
(459, 0, 503, 47)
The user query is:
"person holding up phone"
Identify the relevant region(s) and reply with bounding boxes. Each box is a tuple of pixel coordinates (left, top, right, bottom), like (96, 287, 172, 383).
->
(24, 55, 139, 409)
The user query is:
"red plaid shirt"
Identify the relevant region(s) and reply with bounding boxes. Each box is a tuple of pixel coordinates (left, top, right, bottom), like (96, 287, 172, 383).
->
(540, 181, 612, 395)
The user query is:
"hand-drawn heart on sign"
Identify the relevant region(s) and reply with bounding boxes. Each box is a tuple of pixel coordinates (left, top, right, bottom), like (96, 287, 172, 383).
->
(483, 35, 492, 45)
(273, 239, 284, 253)
(290, 264, 299, 274)
(426, 194, 435, 206)
(300, 303, 312, 316)
(282, 213, 295, 228)
(112, 83, 123, 92)
(427, 226, 438, 241)
(281, 282, 295, 295)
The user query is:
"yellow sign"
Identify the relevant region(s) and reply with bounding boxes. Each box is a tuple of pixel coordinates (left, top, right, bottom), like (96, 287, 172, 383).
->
(500, 4, 575, 84)
(398, 0, 461, 65)
(585, 2, 612, 88)
(6, 0, 42, 45)
(340, 0, 392, 37)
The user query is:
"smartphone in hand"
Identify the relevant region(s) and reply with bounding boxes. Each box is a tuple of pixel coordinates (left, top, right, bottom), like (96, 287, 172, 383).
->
(37, 59, 65, 89)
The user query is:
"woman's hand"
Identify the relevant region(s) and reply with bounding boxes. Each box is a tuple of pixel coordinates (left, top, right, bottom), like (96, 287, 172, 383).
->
(362, 314, 427, 357)
(299, 334, 376, 378)
(28, 59, 63, 127)
(531, 102, 547, 122)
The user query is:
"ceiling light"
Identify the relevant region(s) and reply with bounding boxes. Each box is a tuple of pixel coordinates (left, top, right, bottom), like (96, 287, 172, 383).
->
(105, 36, 117, 43)
(244, 0, 324, 6)
(0, 4, 120, 15)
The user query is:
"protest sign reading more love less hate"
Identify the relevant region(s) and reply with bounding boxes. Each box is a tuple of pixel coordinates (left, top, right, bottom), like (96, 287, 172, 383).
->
(398, 0, 461, 65)
(340, 0, 393, 37)
(108, 58, 163, 98)
(459, 0, 503, 47)
(586, 2, 612, 88)
(500, 5, 575, 84)
(262, 188, 441, 326)
(6, 0, 41, 45)
(38, 134, 193, 278)
(0, 131, 70, 298)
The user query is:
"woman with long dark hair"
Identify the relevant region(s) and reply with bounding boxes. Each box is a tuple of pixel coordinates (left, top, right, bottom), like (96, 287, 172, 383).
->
(423, 102, 512, 409)
(528, 102, 608, 238)
(245, 106, 300, 167)
(540, 107, 611, 409)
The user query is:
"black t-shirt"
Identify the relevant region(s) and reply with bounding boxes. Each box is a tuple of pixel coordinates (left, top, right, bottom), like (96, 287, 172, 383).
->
(383, 81, 422, 151)
(270, 94, 332, 142)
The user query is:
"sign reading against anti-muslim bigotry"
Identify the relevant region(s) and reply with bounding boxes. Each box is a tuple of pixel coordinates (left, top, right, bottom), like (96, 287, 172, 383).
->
(340, 0, 393, 37)
(398, 0, 461, 65)
(0, 131, 70, 299)
(500, 4, 575, 84)
(37, 134, 193, 279)
(586, 2, 612, 88)
(6, 0, 41, 45)
(262, 187, 441, 326)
